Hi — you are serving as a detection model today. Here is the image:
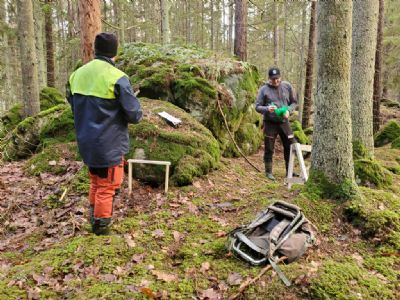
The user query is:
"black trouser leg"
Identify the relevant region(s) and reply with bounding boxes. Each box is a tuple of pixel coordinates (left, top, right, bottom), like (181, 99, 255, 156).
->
(277, 122, 296, 174)
(264, 122, 279, 174)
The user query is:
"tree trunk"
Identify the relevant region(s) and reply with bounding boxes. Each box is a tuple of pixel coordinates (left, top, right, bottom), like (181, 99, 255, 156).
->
(297, 4, 307, 124)
(210, 0, 214, 50)
(301, 1, 316, 129)
(373, 0, 385, 134)
(310, 0, 356, 197)
(32, 0, 46, 90)
(351, 0, 379, 155)
(119, 0, 125, 45)
(44, 0, 55, 87)
(160, 0, 170, 44)
(228, 0, 233, 54)
(78, 0, 101, 64)
(234, 0, 247, 61)
(273, 2, 279, 66)
(16, 0, 40, 117)
(0, 0, 13, 110)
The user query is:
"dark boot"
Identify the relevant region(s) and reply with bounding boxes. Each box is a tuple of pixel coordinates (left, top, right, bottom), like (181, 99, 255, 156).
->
(265, 162, 276, 181)
(92, 218, 111, 236)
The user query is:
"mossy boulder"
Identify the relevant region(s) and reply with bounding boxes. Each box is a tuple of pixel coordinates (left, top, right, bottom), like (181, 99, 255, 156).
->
(291, 120, 311, 145)
(39, 86, 66, 110)
(354, 159, 393, 188)
(0, 104, 74, 161)
(391, 136, 400, 149)
(25, 142, 79, 176)
(117, 43, 262, 157)
(345, 187, 400, 242)
(128, 98, 220, 186)
(0, 87, 66, 139)
(374, 120, 400, 147)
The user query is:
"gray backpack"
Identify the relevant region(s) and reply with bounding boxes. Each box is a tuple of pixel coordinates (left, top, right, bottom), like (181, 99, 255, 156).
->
(227, 201, 315, 286)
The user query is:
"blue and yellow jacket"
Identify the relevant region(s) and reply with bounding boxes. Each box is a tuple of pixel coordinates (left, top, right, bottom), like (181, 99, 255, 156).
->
(67, 56, 142, 168)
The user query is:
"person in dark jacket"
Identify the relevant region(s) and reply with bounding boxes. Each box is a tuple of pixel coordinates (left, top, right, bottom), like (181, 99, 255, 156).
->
(255, 67, 297, 181)
(67, 32, 142, 235)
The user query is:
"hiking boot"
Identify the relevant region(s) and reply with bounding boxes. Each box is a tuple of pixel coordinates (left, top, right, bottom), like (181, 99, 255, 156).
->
(92, 218, 111, 236)
(264, 162, 275, 181)
(266, 173, 276, 181)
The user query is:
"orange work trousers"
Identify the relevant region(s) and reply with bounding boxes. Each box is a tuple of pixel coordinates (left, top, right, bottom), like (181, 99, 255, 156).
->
(88, 160, 124, 219)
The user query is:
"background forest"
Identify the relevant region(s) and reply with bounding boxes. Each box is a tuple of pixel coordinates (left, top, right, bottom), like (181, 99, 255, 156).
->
(0, 0, 399, 113)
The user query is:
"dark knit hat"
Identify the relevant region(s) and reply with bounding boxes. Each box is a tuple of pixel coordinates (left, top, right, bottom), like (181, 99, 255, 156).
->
(268, 67, 281, 79)
(94, 32, 118, 58)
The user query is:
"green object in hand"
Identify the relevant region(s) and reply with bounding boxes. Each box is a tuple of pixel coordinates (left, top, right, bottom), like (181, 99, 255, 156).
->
(274, 106, 289, 118)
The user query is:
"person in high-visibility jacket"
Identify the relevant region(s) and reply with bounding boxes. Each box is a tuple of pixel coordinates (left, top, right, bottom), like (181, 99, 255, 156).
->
(67, 32, 142, 235)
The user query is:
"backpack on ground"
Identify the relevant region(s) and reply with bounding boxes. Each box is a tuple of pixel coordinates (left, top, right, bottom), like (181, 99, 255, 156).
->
(227, 200, 315, 286)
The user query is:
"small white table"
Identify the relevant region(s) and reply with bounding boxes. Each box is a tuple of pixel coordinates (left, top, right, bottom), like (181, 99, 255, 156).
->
(127, 159, 171, 194)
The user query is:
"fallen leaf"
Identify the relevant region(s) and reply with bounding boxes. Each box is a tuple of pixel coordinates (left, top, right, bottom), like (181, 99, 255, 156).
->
(152, 229, 165, 238)
(214, 231, 227, 238)
(151, 270, 178, 282)
(48, 160, 57, 166)
(193, 181, 201, 189)
(172, 231, 182, 242)
(101, 274, 117, 282)
(199, 288, 221, 300)
(140, 287, 157, 299)
(227, 272, 242, 286)
(124, 234, 136, 248)
(131, 254, 145, 263)
(200, 262, 210, 273)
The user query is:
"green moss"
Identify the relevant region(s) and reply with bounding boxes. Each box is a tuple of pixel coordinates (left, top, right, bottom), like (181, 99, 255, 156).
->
(391, 136, 400, 149)
(303, 127, 313, 135)
(39, 106, 75, 146)
(39, 87, 66, 111)
(305, 170, 358, 200)
(0, 103, 23, 138)
(25, 143, 78, 176)
(352, 140, 371, 160)
(290, 120, 311, 145)
(70, 165, 89, 193)
(354, 159, 393, 187)
(344, 187, 400, 240)
(310, 257, 394, 299)
(374, 120, 400, 147)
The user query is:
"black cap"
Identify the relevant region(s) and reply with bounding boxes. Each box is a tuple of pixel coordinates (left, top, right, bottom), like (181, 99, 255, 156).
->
(268, 67, 281, 79)
(94, 32, 118, 58)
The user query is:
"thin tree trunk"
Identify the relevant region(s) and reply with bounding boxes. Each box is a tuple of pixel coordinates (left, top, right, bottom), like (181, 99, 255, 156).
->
(33, 0, 46, 89)
(16, 0, 40, 117)
(311, 0, 356, 194)
(282, 3, 287, 75)
(297, 4, 307, 124)
(373, 0, 385, 134)
(160, 0, 170, 44)
(210, 0, 214, 49)
(1, 0, 14, 110)
(273, 2, 279, 66)
(228, 0, 233, 54)
(119, 0, 125, 45)
(44, 0, 55, 87)
(351, 0, 379, 155)
(302, 1, 316, 129)
(78, 0, 101, 64)
(234, 0, 247, 61)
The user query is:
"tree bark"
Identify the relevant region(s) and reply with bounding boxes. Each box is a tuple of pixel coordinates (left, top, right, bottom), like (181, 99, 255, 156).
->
(351, 0, 379, 155)
(373, 0, 385, 134)
(16, 0, 40, 117)
(311, 0, 355, 189)
(302, 1, 316, 129)
(160, 0, 170, 44)
(44, 0, 55, 87)
(78, 0, 101, 64)
(228, 0, 233, 54)
(297, 3, 307, 124)
(32, 0, 46, 90)
(273, 2, 279, 66)
(234, 0, 247, 61)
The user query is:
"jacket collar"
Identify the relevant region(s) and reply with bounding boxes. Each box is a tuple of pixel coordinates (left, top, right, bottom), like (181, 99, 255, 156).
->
(94, 55, 115, 66)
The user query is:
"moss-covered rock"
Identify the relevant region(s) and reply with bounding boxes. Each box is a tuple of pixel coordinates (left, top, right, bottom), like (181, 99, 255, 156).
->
(0, 87, 66, 139)
(25, 142, 79, 176)
(291, 120, 311, 145)
(117, 43, 262, 157)
(0, 104, 72, 161)
(128, 98, 221, 186)
(354, 159, 393, 188)
(39, 87, 66, 111)
(374, 120, 400, 147)
(391, 136, 400, 149)
(345, 187, 400, 242)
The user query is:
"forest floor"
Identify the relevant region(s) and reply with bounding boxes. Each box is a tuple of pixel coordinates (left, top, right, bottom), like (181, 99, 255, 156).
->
(0, 143, 399, 299)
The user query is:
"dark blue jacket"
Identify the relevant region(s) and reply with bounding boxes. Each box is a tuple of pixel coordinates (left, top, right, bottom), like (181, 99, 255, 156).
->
(67, 56, 142, 168)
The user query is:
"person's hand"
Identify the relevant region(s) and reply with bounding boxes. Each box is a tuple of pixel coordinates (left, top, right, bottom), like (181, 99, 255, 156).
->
(283, 110, 289, 119)
(267, 105, 277, 112)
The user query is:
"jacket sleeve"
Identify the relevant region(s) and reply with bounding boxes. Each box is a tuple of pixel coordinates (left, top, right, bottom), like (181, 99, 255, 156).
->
(115, 76, 143, 124)
(288, 83, 298, 113)
(255, 86, 268, 114)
